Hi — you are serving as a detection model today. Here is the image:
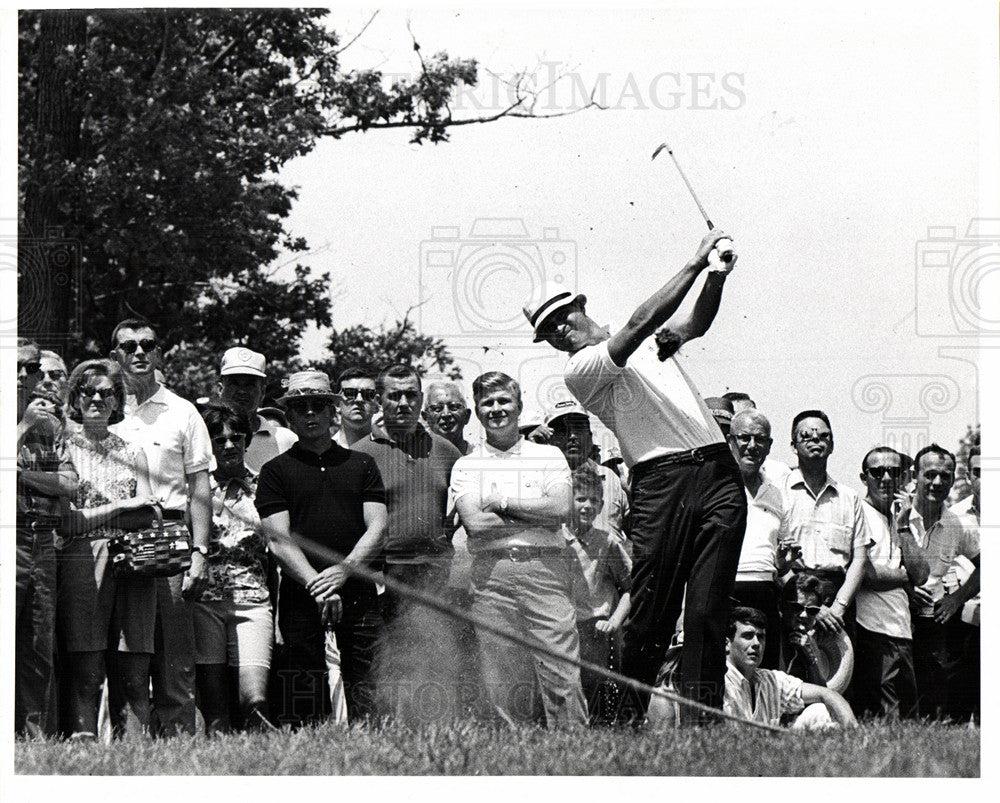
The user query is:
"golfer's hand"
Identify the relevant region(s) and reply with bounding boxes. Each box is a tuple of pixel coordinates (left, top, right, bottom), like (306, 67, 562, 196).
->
(694, 229, 732, 267)
(307, 565, 349, 599)
(934, 593, 963, 624)
(182, 551, 208, 597)
(813, 604, 844, 633)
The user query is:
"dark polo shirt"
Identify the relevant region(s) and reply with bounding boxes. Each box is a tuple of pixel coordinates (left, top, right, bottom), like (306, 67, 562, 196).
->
(255, 441, 386, 595)
(352, 422, 461, 564)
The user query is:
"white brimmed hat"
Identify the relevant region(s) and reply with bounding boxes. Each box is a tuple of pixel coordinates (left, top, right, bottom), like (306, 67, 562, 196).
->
(523, 284, 586, 342)
(277, 371, 339, 405)
(220, 347, 267, 378)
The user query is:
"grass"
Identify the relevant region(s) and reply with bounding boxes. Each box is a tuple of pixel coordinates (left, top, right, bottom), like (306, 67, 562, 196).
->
(14, 719, 979, 776)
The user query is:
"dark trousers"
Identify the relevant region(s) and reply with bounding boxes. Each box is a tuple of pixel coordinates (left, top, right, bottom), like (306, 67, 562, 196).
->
(853, 625, 917, 720)
(621, 454, 747, 723)
(731, 580, 781, 670)
(913, 614, 979, 722)
(148, 573, 197, 736)
(15, 527, 57, 737)
(272, 580, 381, 726)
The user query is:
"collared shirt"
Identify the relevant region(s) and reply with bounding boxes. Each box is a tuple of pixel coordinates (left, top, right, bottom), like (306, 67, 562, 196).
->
(855, 500, 911, 640)
(352, 422, 462, 563)
(586, 458, 630, 545)
(723, 659, 805, 727)
(564, 340, 723, 467)
(245, 415, 297, 474)
(201, 470, 269, 605)
(565, 524, 631, 620)
(949, 494, 979, 526)
(905, 504, 979, 618)
(110, 384, 212, 512)
(450, 437, 571, 553)
(736, 477, 784, 582)
(781, 469, 871, 571)
(17, 431, 76, 520)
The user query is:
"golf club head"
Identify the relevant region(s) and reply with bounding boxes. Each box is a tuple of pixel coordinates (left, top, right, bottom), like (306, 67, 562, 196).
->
(651, 142, 671, 160)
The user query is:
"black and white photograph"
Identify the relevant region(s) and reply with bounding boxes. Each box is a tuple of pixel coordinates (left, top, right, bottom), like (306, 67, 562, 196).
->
(2, 1, 995, 784)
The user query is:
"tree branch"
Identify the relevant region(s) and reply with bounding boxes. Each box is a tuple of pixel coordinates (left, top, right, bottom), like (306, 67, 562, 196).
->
(334, 11, 379, 56)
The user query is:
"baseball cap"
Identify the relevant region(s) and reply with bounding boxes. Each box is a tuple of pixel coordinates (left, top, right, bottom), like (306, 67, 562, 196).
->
(545, 398, 590, 426)
(220, 347, 267, 378)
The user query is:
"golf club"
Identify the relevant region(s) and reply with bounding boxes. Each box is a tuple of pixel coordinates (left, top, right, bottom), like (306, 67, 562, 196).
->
(652, 142, 734, 263)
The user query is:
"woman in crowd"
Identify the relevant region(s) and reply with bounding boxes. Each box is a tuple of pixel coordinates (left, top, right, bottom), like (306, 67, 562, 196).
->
(194, 401, 274, 732)
(59, 359, 157, 739)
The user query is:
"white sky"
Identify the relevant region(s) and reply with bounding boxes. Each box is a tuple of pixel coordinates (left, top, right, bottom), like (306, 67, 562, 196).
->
(274, 3, 997, 484)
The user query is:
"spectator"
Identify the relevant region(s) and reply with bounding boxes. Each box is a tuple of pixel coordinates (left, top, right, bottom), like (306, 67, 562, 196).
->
(721, 391, 791, 482)
(108, 318, 213, 736)
(15, 338, 78, 736)
(256, 371, 387, 724)
(333, 367, 379, 448)
(721, 391, 755, 413)
(901, 444, 979, 720)
(451, 372, 587, 727)
(724, 607, 855, 729)
(543, 399, 630, 546)
(58, 360, 157, 740)
(703, 396, 734, 438)
(726, 409, 785, 669)
(564, 465, 631, 724)
(781, 410, 870, 642)
(193, 401, 275, 733)
(853, 447, 924, 719)
(422, 380, 474, 455)
(37, 349, 69, 406)
(950, 445, 980, 525)
(217, 347, 296, 473)
(530, 229, 746, 724)
(947, 444, 980, 722)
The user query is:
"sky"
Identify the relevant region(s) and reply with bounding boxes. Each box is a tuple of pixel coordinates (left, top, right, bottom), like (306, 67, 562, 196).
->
(271, 3, 998, 485)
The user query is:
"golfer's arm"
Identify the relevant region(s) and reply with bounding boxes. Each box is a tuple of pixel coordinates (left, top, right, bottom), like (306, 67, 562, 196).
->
(801, 683, 857, 727)
(668, 271, 728, 343)
(261, 511, 319, 587)
(607, 260, 704, 366)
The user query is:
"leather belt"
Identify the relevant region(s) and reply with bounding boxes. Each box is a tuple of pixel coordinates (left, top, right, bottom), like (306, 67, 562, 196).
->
(478, 546, 567, 563)
(632, 442, 733, 475)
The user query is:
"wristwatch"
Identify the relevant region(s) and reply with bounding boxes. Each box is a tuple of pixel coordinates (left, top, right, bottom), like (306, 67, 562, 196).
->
(192, 545, 209, 556)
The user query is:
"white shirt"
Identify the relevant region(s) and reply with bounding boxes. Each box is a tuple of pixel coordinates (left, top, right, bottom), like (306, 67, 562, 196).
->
(736, 479, 784, 582)
(564, 340, 722, 467)
(111, 384, 212, 512)
(450, 437, 571, 553)
(723, 660, 805, 727)
(855, 500, 911, 640)
(245, 415, 297, 474)
(906, 505, 979, 618)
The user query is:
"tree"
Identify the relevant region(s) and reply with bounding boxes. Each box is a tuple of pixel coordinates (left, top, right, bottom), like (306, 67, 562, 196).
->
(18, 9, 598, 399)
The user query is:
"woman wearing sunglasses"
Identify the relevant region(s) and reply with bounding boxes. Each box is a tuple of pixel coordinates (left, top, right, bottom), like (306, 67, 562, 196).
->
(59, 359, 158, 739)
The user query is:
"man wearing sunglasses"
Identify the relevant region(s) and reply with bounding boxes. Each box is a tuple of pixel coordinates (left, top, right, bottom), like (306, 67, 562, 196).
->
(333, 367, 379, 448)
(853, 447, 925, 719)
(109, 318, 213, 736)
(15, 338, 78, 736)
(217, 346, 296, 473)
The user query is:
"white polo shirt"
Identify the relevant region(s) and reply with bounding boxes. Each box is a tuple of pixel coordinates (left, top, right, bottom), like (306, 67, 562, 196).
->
(450, 437, 571, 553)
(564, 340, 722, 467)
(855, 500, 911, 640)
(905, 505, 979, 619)
(736, 479, 784, 582)
(111, 384, 212, 512)
(245, 415, 297, 473)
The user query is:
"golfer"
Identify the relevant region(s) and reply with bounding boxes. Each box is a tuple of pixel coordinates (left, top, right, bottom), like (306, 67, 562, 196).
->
(525, 228, 746, 724)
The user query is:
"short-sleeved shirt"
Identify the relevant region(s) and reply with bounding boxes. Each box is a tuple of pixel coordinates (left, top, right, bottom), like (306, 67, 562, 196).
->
(254, 442, 386, 585)
(450, 437, 571, 553)
(905, 505, 979, 618)
(352, 423, 462, 564)
(723, 660, 805, 727)
(564, 340, 723, 467)
(855, 500, 911, 640)
(110, 384, 212, 512)
(245, 415, 297, 474)
(17, 432, 76, 520)
(586, 459, 630, 545)
(566, 524, 632, 620)
(781, 469, 871, 572)
(200, 471, 269, 605)
(736, 479, 784, 582)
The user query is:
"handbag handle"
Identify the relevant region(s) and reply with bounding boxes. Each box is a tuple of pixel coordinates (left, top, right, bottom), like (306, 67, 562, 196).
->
(149, 501, 165, 531)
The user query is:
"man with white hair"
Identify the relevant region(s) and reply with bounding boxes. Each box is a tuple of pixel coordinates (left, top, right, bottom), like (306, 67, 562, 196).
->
(422, 380, 473, 456)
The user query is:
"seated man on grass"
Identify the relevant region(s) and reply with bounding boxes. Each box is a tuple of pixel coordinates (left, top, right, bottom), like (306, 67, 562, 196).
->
(724, 606, 855, 729)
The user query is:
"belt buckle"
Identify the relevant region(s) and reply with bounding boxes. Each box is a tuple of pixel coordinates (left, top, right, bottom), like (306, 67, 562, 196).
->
(691, 448, 705, 464)
(507, 546, 530, 562)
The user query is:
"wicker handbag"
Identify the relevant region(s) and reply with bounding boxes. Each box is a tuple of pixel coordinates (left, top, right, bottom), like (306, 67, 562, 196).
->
(108, 503, 192, 578)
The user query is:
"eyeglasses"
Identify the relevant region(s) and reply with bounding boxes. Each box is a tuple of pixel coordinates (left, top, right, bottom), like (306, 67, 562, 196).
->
(212, 433, 246, 447)
(116, 338, 158, 354)
(864, 465, 903, 481)
(286, 399, 330, 414)
(40, 368, 66, 381)
(734, 433, 772, 447)
(425, 402, 466, 414)
(796, 433, 832, 444)
(18, 361, 41, 375)
(78, 385, 117, 401)
(786, 602, 821, 617)
(339, 387, 377, 403)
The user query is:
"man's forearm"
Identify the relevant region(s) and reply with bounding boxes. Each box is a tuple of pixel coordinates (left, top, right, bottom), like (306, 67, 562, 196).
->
(186, 472, 212, 549)
(504, 494, 569, 527)
(863, 562, 910, 592)
(264, 529, 319, 586)
(20, 469, 78, 498)
(834, 552, 869, 608)
(677, 270, 727, 341)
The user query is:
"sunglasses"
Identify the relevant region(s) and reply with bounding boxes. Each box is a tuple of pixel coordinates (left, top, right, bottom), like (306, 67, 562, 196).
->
(287, 399, 331, 414)
(40, 368, 67, 381)
(786, 602, 822, 617)
(18, 361, 41, 375)
(339, 387, 377, 403)
(116, 338, 158, 354)
(969, 466, 981, 478)
(796, 433, 831, 444)
(212, 433, 246, 447)
(864, 465, 903, 480)
(78, 385, 117, 401)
